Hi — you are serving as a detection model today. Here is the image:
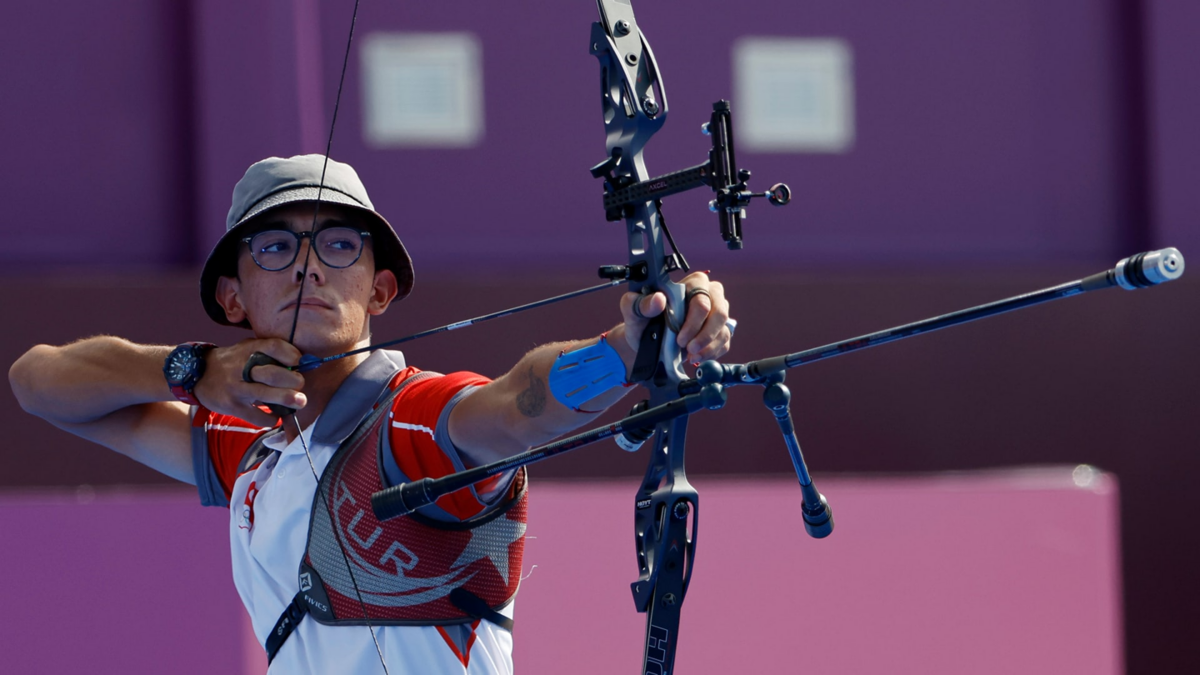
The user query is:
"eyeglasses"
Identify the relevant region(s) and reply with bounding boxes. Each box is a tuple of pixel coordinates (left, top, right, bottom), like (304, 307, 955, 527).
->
(242, 227, 371, 272)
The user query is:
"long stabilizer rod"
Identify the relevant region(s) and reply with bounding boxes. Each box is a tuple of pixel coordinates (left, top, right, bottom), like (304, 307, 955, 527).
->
(373, 248, 1184, 521)
(703, 248, 1184, 383)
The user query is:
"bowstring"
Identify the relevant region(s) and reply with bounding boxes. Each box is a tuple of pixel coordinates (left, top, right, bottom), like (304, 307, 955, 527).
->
(283, 0, 390, 672)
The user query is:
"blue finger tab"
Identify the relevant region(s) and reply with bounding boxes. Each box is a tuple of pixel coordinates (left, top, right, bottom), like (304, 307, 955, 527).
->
(548, 335, 628, 409)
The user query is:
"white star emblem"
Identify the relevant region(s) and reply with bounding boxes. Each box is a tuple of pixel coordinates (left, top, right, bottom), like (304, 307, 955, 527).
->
(450, 515, 527, 585)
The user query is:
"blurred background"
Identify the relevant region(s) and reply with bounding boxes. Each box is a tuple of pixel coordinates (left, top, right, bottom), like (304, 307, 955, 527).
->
(1, 0, 1196, 673)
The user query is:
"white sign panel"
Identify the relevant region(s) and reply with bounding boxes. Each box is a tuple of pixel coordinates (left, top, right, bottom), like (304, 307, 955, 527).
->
(361, 32, 484, 147)
(733, 38, 855, 153)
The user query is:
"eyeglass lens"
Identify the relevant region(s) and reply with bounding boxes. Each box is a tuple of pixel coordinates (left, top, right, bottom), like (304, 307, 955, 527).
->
(248, 228, 365, 271)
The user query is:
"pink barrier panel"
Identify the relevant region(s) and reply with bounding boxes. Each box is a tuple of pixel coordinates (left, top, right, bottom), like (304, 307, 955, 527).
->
(0, 487, 245, 674)
(0, 468, 1121, 674)
(514, 469, 1122, 674)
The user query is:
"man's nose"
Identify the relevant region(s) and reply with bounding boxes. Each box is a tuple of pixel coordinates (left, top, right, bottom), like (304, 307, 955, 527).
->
(290, 238, 327, 283)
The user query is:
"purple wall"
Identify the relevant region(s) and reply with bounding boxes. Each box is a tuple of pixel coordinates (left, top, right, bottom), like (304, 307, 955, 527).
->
(6, 0, 1193, 272)
(0, 1, 195, 267)
(271, 0, 1142, 270)
(1146, 0, 1200, 250)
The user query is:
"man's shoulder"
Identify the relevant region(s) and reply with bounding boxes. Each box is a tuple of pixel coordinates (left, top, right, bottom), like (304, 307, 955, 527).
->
(193, 407, 277, 431)
(192, 406, 279, 506)
(386, 369, 492, 409)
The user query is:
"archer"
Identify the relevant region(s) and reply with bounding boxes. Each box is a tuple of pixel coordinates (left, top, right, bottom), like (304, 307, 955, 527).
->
(8, 154, 733, 674)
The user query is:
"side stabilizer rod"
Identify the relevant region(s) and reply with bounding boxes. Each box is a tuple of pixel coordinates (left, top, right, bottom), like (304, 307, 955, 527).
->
(370, 384, 727, 521)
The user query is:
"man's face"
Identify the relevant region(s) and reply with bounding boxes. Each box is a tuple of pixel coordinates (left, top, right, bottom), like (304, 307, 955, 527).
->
(215, 202, 398, 355)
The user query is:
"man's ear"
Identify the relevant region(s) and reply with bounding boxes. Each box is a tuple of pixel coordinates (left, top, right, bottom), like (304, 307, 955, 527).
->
(368, 269, 399, 316)
(215, 275, 249, 325)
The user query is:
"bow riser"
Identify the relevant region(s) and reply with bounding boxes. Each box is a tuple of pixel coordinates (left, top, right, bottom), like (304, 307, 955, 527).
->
(592, 3, 699, 673)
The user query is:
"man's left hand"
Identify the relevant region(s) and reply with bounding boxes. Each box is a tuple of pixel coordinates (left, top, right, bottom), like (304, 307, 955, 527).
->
(619, 271, 732, 364)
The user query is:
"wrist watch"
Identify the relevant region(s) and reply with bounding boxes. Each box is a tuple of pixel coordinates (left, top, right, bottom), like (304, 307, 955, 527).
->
(163, 342, 218, 406)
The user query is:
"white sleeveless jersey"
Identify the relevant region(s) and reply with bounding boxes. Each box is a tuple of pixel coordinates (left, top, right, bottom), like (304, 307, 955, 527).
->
(192, 351, 517, 674)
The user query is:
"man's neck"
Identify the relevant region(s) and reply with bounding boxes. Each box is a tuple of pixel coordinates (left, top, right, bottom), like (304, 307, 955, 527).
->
(281, 350, 371, 444)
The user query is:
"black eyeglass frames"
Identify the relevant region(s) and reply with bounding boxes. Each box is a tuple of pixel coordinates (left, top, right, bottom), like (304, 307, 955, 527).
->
(242, 227, 372, 271)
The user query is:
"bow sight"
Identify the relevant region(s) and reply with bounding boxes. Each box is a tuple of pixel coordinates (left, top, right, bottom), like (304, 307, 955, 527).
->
(591, 101, 792, 250)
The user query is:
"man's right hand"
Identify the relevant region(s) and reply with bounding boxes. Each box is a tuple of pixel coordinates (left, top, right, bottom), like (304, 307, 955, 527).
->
(195, 338, 307, 428)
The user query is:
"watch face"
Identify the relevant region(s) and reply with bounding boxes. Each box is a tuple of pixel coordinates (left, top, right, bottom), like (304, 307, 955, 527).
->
(166, 348, 198, 385)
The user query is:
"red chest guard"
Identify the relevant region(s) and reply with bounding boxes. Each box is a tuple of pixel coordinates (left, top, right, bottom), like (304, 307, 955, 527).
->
(298, 380, 528, 627)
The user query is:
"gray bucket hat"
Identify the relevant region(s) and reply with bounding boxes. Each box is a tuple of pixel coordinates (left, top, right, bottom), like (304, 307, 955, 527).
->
(200, 154, 414, 327)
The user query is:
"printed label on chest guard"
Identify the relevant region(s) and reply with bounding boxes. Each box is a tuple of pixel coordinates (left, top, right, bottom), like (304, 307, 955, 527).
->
(310, 478, 527, 610)
(304, 594, 328, 614)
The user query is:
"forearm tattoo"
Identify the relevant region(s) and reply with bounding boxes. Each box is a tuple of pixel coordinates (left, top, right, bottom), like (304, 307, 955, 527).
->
(515, 365, 547, 418)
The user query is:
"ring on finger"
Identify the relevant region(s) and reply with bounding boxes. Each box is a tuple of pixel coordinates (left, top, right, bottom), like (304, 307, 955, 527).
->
(685, 288, 711, 307)
(632, 294, 651, 320)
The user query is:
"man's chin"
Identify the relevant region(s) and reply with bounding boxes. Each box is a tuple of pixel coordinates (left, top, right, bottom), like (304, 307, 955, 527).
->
(292, 329, 367, 359)
(250, 323, 361, 359)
